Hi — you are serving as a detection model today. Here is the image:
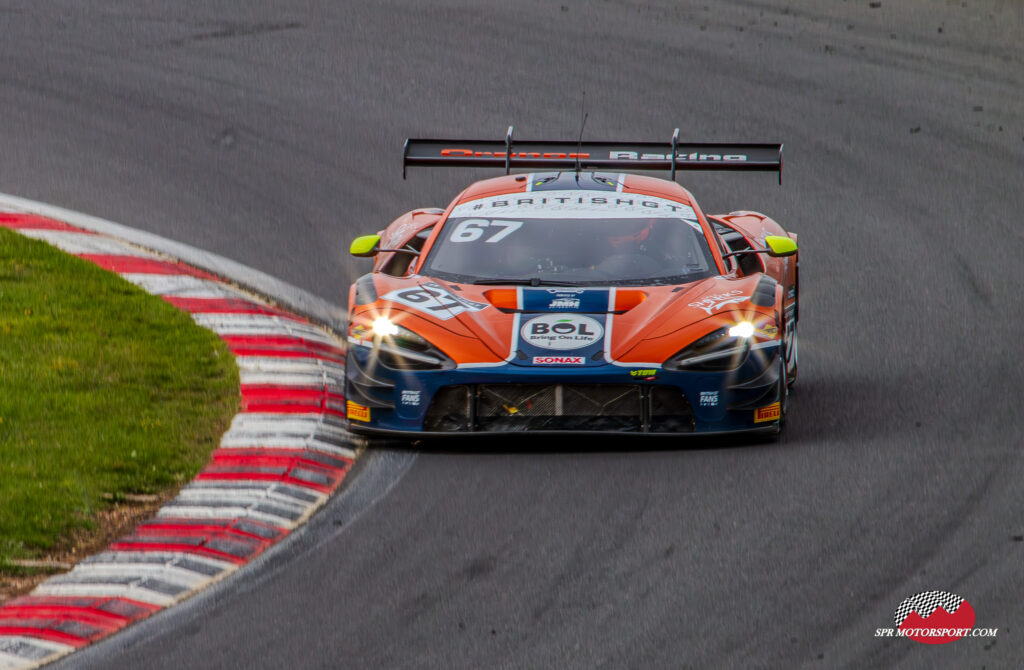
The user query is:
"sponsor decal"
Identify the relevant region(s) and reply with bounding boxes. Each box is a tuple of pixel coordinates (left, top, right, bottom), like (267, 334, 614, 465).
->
(688, 290, 749, 316)
(438, 149, 749, 163)
(522, 288, 607, 313)
(400, 390, 421, 406)
(754, 402, 780, 423)
(629, 369, 658, 379)
(520, 313, 604, 350)
(380, 281, 488, 320)
(350, 324, 369, 340)
(874, 590, 996, 644)
(758, 324, 779, 338)
(699, 391, 719, 407)
(608, 151, 748, 162)
(347, 401, 371, 422)
(532, 356, 585, 365)
(450, 190, 697, 221)
(441, 149, 591, 159)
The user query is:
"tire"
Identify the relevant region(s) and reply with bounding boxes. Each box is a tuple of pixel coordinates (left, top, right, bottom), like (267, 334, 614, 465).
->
(778, 352, 789, 423)
(784, 319, 798, 387)
(763, 353, 788, 438)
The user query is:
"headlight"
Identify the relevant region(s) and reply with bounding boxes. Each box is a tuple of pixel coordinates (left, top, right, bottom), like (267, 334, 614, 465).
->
(664, 326, 749, 371)
(728, 321, 755, 338)
(372, 316, 399, 337)
(664, 318, 776, 372)
(356, 318, 454, 371)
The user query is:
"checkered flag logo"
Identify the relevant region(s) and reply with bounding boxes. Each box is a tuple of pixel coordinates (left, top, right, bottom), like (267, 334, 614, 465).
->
(894, 591, 964, 626)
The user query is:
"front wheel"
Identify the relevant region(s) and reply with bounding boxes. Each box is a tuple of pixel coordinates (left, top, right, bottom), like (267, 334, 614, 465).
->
(784, 320, 798, 387)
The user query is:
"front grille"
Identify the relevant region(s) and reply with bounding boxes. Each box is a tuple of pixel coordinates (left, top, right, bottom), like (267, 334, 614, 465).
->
(423, 384, 694, 433)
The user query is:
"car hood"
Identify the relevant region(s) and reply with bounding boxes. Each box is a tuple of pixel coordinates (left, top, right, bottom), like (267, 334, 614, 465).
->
(361, 275, 773, 366)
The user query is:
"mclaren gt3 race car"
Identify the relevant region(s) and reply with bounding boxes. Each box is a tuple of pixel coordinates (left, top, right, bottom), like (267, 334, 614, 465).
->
(345, 129, 798, 436)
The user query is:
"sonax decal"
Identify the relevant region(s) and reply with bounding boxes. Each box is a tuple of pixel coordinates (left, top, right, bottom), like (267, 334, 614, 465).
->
(532, 356, 585, 364)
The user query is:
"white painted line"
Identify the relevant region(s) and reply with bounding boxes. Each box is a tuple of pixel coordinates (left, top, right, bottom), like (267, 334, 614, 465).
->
(57, 565, 210, 591)
(220, 426, 352, 446)
(155, 505, 302, 528)
(191, 313, 309, 330)
(0, 652, 38, 670)
(200, 328, 341, 351)
(33, 583, 176, 607)
(184, 481, 326, 507)
(191, 314, 342, 342)
(163, 496, 311, 526)
(119, 274, 248, 298)
(234, 356, 346, 377)
(82, 551, 235, 576)
(220, 428, 351, 450)
(173, 487, 315, 511)
(217, 437, 356, 459)
(15, 229, 159, 256)
(239, 371, 343, 387)
(0, 637, 74, 668)
(229, 413, 348, 434)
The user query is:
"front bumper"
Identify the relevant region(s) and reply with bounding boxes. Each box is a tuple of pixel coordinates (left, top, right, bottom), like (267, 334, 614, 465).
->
(345, 342, 783, 435)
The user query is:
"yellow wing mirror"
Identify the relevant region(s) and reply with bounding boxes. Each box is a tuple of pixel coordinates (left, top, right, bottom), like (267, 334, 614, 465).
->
(763, 235, 798, 257)
(350, 234, 381, 258)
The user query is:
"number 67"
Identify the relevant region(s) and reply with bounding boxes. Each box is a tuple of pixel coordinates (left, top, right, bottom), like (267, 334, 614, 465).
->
(449, 219, 523, 243)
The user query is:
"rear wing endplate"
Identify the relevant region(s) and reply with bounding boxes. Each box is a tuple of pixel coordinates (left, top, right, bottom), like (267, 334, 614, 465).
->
(403, 127, 782, 183)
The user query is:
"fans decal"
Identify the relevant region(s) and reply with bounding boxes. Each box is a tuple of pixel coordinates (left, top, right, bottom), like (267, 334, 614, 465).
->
(874, 590, 997, 644)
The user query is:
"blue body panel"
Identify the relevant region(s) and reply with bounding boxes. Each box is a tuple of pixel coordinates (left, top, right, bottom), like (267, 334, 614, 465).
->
(345, 340, 782, 434)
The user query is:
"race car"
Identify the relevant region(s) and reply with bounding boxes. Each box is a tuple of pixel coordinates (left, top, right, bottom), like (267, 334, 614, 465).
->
(345, 128, 798, 436)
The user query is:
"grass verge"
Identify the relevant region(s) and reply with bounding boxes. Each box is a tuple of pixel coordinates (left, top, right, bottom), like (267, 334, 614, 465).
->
(0, 227, 239, 577)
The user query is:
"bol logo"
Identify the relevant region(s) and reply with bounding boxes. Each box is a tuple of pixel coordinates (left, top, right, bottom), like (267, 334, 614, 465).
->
(894, 590, 975, 644)
(521, 314, 604, 350)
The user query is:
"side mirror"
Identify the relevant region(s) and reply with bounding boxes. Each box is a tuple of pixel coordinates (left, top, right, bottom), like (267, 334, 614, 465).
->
(763, 235, 797, 257)
(350, 234, 381, 258)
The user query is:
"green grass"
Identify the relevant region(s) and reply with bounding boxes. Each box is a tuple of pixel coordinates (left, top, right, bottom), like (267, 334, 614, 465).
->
(0, 227, 239, 566)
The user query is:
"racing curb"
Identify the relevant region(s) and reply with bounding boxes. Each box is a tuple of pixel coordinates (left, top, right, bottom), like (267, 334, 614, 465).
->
(0, 196, 356, 670)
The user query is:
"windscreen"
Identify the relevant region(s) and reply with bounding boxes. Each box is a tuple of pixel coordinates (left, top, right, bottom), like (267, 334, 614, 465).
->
(421, 190, 717, 286)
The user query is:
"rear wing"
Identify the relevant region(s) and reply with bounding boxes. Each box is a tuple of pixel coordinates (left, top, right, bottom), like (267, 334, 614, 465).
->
(403, 127, 782, 183)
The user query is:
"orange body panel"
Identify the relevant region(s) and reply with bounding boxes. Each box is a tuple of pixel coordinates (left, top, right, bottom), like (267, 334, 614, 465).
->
(351, 172, 796, 368)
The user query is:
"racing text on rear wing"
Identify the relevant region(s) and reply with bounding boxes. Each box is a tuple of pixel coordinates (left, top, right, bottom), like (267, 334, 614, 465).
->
(403, 127, 782, 183)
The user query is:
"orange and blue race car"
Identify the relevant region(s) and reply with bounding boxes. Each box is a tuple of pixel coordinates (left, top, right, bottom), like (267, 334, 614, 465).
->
(345, 128, 798, 436)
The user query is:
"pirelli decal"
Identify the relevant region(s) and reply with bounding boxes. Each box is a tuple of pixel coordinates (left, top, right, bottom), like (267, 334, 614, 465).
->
(347, 401, 371, 422)
(754, 402, 781, 423)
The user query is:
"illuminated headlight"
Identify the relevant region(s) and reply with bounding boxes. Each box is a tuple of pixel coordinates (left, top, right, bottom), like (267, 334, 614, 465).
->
(664, 318, 778, 372)
(361, 318, 454, 371)
(372, 316, 399, 337)
(728, 321, 755, 338)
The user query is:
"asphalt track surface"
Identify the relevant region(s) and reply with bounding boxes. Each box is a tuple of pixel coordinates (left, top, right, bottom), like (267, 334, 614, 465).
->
(3, 1, 1023, 667)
